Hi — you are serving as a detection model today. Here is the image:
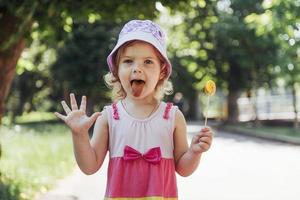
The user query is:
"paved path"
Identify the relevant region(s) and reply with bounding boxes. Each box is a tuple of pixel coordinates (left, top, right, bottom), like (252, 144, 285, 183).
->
(36, 124, 300, 200)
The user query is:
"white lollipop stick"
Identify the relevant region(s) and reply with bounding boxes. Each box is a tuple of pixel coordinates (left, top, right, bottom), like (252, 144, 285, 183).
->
(204, 96, 210, 127)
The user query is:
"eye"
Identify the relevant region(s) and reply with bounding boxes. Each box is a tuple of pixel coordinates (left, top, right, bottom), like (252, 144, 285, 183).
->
(123, 59, 133, 64)
(144, 59, 154, 65)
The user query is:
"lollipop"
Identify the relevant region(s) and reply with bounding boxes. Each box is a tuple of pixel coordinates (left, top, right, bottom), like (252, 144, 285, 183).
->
(204, 80, 216, 96)
(204, 80, 216, 126)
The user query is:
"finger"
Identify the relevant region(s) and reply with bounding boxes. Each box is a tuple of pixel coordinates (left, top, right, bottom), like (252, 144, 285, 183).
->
(61, 101, 72, 114)
(197, 131, 213, 138)
(70, 93, 78, 110)
(191, 134, 201, 143)
(54, 112, 66, 121)
(199, 142, 210, 151)
(89, 112, 102, 123)
(201, 127, 212, 133)
(80, 96, 86, 112)
(201, 127, 210, 131)
(198, 136, 212, 144)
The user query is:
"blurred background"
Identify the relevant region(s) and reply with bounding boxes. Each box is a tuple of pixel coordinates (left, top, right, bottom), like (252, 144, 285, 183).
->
(0, 0, 299, 200)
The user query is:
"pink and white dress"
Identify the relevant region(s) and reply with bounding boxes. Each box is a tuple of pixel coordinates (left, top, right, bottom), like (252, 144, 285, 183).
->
(104, 101, 178, 200)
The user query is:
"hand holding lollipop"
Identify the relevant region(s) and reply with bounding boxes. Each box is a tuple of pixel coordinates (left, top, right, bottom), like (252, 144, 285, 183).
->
(204, 80, 216, 126)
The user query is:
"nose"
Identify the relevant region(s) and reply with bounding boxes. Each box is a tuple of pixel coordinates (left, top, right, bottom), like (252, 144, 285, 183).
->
(133, 68, 142, 73)
(132, 62, 142, 74)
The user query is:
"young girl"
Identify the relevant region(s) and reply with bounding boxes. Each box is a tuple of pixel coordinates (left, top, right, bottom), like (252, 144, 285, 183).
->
(55, 19, 213, 199)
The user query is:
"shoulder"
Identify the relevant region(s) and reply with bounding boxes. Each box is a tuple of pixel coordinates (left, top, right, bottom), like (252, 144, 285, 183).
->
(174, 108, 187, 130)
(94, 107, 109, 127)
(173, 106, 188, 163)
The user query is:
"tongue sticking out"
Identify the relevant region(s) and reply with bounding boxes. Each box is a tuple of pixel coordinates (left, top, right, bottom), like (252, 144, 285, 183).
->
(131, 80, 145, 97)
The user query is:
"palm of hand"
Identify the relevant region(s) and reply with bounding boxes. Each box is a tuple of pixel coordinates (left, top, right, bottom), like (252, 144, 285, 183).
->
(65, 110, 92, 134)
(55, 94, 101, 135)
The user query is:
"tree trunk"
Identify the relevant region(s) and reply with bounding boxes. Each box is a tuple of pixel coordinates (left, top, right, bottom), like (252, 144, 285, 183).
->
(292, 82, 299, 129)
(226, 61, 243, 124)
(0, 8, 27, 124)
(227, 89, 240, 123)
(252, 88, 261, 127)
(187, 89, 201, 120)
(0, 39, 26, 124)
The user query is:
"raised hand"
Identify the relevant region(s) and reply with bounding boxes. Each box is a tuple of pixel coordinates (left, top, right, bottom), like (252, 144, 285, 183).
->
(55, 93, 101, 135)
(190, 127, 213, 154)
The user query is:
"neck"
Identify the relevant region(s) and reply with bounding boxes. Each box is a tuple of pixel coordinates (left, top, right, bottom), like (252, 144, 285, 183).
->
(122, 95, 160, 119)
(123, 95, 158, 106)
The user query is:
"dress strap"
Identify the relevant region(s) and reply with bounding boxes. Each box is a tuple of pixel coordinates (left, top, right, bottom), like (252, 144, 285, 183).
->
(112, 103, 119, 120)
(163, 102, 173, 119)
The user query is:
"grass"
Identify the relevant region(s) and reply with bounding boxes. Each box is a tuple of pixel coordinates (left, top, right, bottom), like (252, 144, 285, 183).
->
(0, 123, 75, 200)
(224, 123, 300, 139)
(253, 126, 300, 137)
(15, 112, 57, 123)
(2, 112, 58, 125)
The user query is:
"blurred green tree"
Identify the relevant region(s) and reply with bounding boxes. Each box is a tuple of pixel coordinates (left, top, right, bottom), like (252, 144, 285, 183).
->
(50, 22, 118, 115)
(0, 0, 188, 180)
(243, 0, 300, 128)
(270, 0, 300, 128)
(5, 39, 53, 123)
(213, 0, 279, 123)
(0, 0, 184, 124)
(168, 0, 278, 122)
(167, 0, 219, 120)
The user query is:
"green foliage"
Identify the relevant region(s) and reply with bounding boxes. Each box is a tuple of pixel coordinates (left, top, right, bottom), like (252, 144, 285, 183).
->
(14, 112, 57, 124)
(50, 22, 119, 113)
(164, 0, 285, 121)
(3, 0, 188, 118)
(1, 0, 181, 50)
(214, 0, 279, 91)
(0, 174, 20, 200)
(7, 70, 49, 115)
(271, 0, 300, 87)
(0, 123, 75, 200)
(6, 36, 56, 122)
(3, 0, 300, 121)
(240, 0, 300, 88)
(160, 0, 219, 115)
(168, 0, 219, 91)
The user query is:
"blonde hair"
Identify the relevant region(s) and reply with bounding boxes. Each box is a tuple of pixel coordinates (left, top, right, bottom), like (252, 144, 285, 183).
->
(104, 40, 173, 101)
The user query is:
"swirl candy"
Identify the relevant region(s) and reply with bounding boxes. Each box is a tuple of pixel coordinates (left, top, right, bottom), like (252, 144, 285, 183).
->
(204, 80, 216, 126)
(204, 80, 216, 96)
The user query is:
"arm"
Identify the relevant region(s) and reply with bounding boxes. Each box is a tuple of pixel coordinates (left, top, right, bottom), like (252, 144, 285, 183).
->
(173, 110, 213, 177)
(72, 111, 109, 175)
(55, 93, 108, 175)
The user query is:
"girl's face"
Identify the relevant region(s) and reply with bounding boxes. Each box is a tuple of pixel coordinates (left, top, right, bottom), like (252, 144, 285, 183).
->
(117, 42, 164, 99)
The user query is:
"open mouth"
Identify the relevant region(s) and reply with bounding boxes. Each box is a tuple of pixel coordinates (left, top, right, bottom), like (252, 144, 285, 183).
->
(130, 79, 145, 85)
(130, 79, 145, 97)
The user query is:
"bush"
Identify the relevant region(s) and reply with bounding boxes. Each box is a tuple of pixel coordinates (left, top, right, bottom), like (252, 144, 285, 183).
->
(0, 173, 20, 200)
(0, 123, 75, 199)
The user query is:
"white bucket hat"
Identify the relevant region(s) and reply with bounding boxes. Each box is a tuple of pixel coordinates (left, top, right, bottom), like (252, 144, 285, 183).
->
(107, 20, 172, 78)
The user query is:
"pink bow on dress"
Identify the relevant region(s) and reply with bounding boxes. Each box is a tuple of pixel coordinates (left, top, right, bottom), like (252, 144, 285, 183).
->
(123, 145, 162, 164)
